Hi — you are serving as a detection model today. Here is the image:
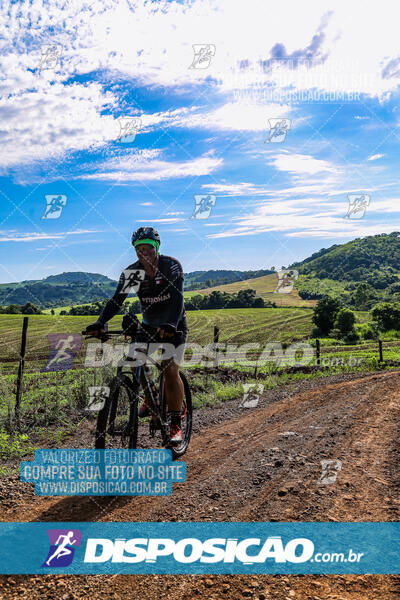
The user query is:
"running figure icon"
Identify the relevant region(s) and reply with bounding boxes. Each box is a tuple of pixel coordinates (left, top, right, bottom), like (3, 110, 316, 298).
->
(42, 333, 82, 372)
(191, 194, 216, 219)
(46, 335, 75, 369)
(42, 194, 67, 219)
(45, 531, 77, 566)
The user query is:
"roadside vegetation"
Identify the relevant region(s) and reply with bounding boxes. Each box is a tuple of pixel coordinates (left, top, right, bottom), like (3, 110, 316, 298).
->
(3, 231, 400, 473)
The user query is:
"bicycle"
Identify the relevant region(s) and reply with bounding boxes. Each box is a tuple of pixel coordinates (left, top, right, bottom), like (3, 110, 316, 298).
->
(82, 321, 192, 459)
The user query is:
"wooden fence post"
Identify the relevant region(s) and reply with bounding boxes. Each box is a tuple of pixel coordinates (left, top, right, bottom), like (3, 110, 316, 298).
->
(15, 316, 29, 428)
(213, 326, 220, 368)
(378, 339, 383, 363)
(316, 338, 320, 367)
(254, 357, 259, 378)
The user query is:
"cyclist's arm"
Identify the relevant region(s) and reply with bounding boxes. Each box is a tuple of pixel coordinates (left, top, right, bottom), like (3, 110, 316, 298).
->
(160, 266, 184, 332)
(97, 273, 129, 326)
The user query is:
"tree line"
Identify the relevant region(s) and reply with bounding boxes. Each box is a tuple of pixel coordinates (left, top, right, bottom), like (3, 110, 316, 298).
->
(60, 288, 270, 315)
(312, 295, 400, 343)
(0, 302, 42, 314)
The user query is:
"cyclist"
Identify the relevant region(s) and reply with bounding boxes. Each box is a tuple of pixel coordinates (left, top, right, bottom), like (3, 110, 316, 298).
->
(85, 226, 187, 443)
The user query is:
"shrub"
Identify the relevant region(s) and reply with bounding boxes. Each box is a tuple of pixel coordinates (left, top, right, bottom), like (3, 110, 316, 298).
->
(329, 328, 342, 340)
(371, 302, 400, 331)
(342, 330, 359, 344)
(0, 432, 36, 459)
(312, 296, 342, 335)
(358, 323, 378, 340)
(311, 327, 322, 338)
(334, 308, 356, 336)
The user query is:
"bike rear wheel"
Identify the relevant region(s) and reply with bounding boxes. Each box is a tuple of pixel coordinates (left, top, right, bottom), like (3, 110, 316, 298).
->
(94, 374, 138, 449)
(159, 370, 193, 459)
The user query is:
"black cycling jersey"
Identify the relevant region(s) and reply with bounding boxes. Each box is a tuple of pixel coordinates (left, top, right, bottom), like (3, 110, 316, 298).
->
(97, 255, 187, 332)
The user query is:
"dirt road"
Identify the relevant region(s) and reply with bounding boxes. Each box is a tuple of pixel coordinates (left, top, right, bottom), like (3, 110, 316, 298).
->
(1, 370, 400, 599)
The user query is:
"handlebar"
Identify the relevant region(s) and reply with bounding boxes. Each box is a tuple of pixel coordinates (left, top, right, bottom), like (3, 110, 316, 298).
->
(81, 330, 124, 336)
(81, 329, 127, 342)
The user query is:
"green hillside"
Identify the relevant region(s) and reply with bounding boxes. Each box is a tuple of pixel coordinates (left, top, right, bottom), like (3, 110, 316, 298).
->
(193, 273, 316, 307)
(5, 232, 400, 311)
(0, 272, 117, 308)
(0, 269, 273, 309)
(289, 232, 400, 307)
(291, 232, 400, 286)
(184, 268, 273, 289)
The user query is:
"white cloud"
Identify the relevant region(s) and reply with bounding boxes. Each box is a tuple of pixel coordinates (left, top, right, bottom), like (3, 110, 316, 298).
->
(0, 229, 99, 242)
(205, 188, 400, 238)
(269, 153, 337, 175)
(183, 102, 291, 131)
(123, 102, 292, 134)
(207, 207, 397, 239)
(368, 153, 385, 161)
(2, 0, 400, 170)
(141, 218, 185, 224)
(36, 0, 394, 99)
(201, 182, 273, 196)
(0, 81, 118, 168)
(367, 198, 400, 213)
(78, 153, 223, 181)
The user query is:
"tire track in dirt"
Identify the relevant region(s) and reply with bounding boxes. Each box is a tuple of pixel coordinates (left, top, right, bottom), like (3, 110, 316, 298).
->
(1, 370, 400, 598)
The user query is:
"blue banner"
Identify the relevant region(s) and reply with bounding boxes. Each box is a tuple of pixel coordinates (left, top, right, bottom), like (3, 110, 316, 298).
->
(0, 522, 399, 574)
(20, 449, 186, 496)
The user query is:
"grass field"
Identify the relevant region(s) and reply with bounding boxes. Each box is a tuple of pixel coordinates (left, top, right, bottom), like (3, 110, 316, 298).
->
(2, 307, 400, 449)
(4, 306, 397, 381)
(0, 307, 314, 370)
(193, 273, 317, 307)
(41, 290, 200, 314)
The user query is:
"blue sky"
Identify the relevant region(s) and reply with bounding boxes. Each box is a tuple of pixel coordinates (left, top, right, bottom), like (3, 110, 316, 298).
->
(1, 0, 400, 283)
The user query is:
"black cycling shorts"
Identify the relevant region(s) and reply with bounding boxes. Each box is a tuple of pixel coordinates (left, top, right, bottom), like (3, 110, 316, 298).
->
(127, 322, 187, 365)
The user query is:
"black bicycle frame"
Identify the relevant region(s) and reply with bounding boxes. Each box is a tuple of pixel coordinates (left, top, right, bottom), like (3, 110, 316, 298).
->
(107, 364, 141, 437)
(83, 327, 172, 445)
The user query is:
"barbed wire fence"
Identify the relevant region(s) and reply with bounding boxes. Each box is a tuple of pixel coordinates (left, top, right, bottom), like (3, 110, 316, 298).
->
(3, 318, 400, 439)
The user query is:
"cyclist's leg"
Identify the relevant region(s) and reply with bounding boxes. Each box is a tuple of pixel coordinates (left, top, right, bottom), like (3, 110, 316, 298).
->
(161, 357, 184, 412)
(161, 329, 187, 412)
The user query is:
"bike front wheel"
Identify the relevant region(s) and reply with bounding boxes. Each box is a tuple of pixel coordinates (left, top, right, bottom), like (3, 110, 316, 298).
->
(94, 374, 138, 449)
